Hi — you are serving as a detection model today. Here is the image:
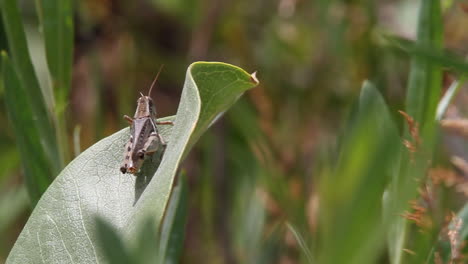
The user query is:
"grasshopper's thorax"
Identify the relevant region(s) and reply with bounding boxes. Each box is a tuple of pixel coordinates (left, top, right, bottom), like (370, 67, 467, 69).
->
(134, 96, 157, 119)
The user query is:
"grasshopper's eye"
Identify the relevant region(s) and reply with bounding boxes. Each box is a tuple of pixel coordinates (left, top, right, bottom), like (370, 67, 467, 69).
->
(138, 152, 145, 159)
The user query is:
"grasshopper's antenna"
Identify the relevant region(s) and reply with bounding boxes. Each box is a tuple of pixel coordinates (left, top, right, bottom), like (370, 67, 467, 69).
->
(148, 64, 164, 97)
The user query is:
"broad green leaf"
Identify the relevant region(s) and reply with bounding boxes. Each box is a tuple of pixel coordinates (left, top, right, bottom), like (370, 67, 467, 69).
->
(158, 172, 188, 264)
(318, 81, 400, 264)
(7, 62, 258, 263)
(1, 53, 55, 205)
(0, 0, 61, 173)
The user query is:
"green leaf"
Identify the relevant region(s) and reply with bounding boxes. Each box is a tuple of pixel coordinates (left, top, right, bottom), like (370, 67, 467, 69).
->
(0, 0, 61, 173)
(6, 62, 258, 263)
(158, 172, 188, 264)
(1, 53, 55, 205)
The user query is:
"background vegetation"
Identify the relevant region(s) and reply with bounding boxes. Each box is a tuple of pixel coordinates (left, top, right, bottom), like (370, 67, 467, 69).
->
(2, 0, 468, 263)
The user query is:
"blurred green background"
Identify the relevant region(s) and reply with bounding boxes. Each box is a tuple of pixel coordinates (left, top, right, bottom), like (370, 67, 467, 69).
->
(2, 0, 468, 263)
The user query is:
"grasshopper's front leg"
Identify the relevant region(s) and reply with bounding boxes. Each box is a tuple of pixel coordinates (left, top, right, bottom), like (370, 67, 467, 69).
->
(124, 115, 133, 124)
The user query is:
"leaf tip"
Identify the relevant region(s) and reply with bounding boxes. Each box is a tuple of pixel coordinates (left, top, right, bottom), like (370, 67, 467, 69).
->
(250, 71, 259, 85)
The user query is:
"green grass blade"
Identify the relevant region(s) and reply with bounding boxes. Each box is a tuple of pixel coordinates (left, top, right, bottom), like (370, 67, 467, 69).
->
(436, 78, 465, 121)
(34, 0, 73, 102)
(34, 0, 73, 163)
(405, 0, 443, 132)
(0, 0, 61, 173)
(388, 1, 444, 263)
(383, 35, 468, 74)
(1, 53, 55, 205)
(318, 81, 400, 264)
(428, 203, 468, 263)
(133, 217, 160, 264)
(6, 62, 258, 263)
(95, 217, 134, 264)
(0, 146, 19, 185)
(0, 185, 28, 235)
(286, 223, 314, 264)
(159, 172, 188, 264)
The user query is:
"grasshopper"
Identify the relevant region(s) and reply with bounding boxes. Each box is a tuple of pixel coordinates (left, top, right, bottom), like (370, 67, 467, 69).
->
(120, 67, 173, 174)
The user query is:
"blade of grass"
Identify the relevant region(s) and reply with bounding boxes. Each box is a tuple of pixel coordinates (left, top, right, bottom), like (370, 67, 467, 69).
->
(286, 222, 314, 264)
(34, 0, 73, 103)
(0, 0, 61, 173)
(2, 53, 55, 205)
(158, 172, 188, 264)
(318, 81, 400, 264)
(436, 77, 465, 121)
(0, 185, 28, 235)
(95, 217, 134, 264)
(133, 217, 160, 264)
(382, 35, 468, 74)
(0, 147, 19, 185)
(34, 0, 74, 163)
(427, 203, 468, 264)
(405, 1, 443, 129)
(387, 1, 444, 263)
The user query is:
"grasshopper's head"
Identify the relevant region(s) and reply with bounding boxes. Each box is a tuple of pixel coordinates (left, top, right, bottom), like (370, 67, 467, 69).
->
(133, 65, 163, 118)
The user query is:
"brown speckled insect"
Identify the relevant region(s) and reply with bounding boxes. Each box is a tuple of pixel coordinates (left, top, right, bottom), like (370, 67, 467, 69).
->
(120, 67, 173, 174)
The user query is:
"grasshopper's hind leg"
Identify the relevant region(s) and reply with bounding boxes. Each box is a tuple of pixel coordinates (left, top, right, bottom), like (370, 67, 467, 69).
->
(120, 141, 133, 173)
(138, 132, 160, 157)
